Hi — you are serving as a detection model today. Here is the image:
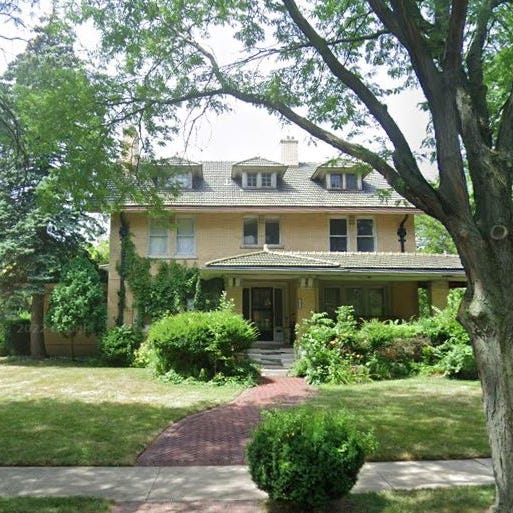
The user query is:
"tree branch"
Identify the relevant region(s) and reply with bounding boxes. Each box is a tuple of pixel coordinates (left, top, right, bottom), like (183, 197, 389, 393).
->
(443, 0, 468, 74)
(496, 87, 513, 155)
(280, 0, 438, 208)
(465, 0, 494, 146)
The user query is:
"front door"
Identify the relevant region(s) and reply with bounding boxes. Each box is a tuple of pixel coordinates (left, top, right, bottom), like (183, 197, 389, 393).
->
(251, 287, 274, 340)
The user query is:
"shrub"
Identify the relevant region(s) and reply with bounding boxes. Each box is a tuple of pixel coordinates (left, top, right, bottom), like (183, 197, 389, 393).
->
(247, 407, 375, 510)
(3, 319, 31, 356)
(293, 307, 369, 385)
(98, 325, 143, 367)
(142, 310, 258, 382)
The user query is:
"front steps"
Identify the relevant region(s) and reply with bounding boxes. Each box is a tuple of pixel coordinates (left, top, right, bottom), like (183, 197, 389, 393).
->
(247, 346, 296, 376)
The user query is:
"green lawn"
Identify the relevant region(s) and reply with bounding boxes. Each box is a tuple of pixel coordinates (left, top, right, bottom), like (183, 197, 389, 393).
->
(0, 497, 110, 513)
(308, 376, 490, 461)
(0, 359, 243, 465)
(263, 486, 495, 512)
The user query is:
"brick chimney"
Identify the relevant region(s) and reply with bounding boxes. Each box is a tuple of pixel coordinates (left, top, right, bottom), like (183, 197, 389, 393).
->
(280, 136, 298, 167)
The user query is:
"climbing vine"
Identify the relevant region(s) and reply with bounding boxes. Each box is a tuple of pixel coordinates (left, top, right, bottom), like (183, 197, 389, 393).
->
(116, 217, 223, 327)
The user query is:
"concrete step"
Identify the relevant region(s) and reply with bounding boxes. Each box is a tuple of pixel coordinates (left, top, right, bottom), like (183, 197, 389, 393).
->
(246, 347, 297, 376)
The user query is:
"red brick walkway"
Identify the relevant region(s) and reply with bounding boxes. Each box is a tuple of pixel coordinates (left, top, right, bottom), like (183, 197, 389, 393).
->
(136, 377, 313, 466)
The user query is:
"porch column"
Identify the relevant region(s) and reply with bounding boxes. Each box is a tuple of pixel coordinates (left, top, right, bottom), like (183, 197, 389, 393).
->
(429, 280, 450, 313)
(225, 276, 243, 314)
(296, 277, 318, 324)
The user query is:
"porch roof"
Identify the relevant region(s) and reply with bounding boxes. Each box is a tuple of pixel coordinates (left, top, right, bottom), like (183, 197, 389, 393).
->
(204, 249, 465, 276)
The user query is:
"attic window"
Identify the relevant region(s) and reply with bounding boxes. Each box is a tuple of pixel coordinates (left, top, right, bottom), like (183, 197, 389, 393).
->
(327, 172, 361, 191)
(174, 172, 192, 189)
(242, 172, 277, 189)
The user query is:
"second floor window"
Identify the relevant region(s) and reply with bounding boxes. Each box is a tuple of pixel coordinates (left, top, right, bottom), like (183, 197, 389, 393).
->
(148, 220, 169, 257)
(265, 219, 280, 245)
(357, 218, 375, 252)
(329, 219, 347, 251)
(243, 218, 258, 245)
(176, 218, 195, 256)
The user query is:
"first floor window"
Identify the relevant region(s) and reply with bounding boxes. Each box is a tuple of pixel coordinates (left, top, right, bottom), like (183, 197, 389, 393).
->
(324, 287, 341, 317)
(148, 220, 169, 257)
(265, 219, 280, 245)
(322, 286, 385, 318)
(176, 218, 195, 256)
(243, 218, 258, 245)
(357, 218, 375, 252)
(346, 287, 384, 317)
(329, 218, 347, 251)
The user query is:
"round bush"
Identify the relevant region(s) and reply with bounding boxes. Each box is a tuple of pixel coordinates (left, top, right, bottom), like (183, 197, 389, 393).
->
(143, 310, 258, 381)
(99, 325, 143, 366)
(247, 407, 375, 509)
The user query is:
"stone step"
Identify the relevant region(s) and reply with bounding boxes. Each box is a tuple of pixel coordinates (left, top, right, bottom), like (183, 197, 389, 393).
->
(246, 347, 297, 377)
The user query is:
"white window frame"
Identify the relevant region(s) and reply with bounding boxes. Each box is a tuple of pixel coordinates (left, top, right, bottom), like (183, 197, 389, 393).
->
(242, 172, 277, 189)
(242, 216, 259, 246)
(356, 217, 376, 252)
(147, 218, 170, 258)
(264, 218, 280, 246)
(326, 172, 363, 190)
(175, 217, 196, 257)
(328, 217, 349, 252)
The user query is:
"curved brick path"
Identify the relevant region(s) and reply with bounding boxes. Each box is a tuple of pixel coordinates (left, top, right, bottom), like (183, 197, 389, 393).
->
(136, 377, 314, 466)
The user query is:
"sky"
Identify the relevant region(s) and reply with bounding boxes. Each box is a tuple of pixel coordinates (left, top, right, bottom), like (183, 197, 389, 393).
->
(1, 2, 433, 173)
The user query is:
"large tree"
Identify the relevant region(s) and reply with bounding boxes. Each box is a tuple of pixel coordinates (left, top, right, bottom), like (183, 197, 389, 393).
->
(0, 19, 155, 357)
(75, 1, 512, 510)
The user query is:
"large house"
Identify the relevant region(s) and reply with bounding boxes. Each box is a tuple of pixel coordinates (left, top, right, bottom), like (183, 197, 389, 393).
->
(106, 137, 465, 346)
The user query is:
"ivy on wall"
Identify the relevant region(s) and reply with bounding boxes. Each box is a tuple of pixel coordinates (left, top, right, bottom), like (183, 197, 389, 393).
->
(116, 216, 223, 326)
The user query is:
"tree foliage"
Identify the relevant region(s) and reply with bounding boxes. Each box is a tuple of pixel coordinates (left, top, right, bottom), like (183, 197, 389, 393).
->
(71, 2, 513, 510)
(46, 256, 105, 359)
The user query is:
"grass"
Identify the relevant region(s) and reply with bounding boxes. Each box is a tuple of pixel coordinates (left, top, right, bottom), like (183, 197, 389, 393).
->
(0, 497, 110, 513)
(307, 376, 489, 461)
(0, 358, 243, 465)
(265, 486, 495, 513)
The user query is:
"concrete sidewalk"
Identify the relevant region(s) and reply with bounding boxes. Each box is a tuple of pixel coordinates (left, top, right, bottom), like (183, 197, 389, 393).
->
(0, 459, 494, 502)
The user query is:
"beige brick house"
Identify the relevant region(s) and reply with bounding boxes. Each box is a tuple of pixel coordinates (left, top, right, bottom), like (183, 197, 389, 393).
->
(108, 138, 465, 345)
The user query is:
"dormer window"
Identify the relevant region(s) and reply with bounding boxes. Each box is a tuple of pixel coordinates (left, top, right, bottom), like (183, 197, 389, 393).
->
(232, 157, 286, 189)
(174, 172, 192, 189)
(246, 173, 258, 188)
(261, 172, 273, 188)
(329, 173, 342, 189)
(242, 171, 277, 189)
(327, 172, 362, 191)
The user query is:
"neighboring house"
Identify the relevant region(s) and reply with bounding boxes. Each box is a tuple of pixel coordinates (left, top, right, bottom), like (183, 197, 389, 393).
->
(108, 138, 465, 345)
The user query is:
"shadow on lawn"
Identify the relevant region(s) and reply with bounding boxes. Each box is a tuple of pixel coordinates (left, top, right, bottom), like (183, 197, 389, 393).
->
(312, 385, 489, 461)
(0, 398, 214, 466)
(0, 356, 108, 368)
(262, 486, 494, 513)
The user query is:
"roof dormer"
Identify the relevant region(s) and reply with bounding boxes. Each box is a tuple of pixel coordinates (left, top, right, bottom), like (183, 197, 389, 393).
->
(150, 156, 203, 190)
(232, 157, 287, 190)
(311, 157, 371, 191)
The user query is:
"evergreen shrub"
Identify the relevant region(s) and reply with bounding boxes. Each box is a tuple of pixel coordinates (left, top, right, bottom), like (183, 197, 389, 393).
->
(98, 325, 143, 367)
(247, 407, 375, 509)
(143, 309, 258, 382)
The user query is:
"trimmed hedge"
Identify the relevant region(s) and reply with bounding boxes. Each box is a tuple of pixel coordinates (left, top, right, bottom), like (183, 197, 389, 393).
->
(247, 407, 375, 509)
(142, 310, 258, 382)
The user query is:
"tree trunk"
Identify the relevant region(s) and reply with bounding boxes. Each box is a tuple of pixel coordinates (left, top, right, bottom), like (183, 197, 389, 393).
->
(30, 293, 46, 359)
(459, 287, 513, 513)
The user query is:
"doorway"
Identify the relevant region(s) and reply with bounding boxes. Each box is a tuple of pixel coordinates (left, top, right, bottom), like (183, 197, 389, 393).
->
(243, 286, 285, 342)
